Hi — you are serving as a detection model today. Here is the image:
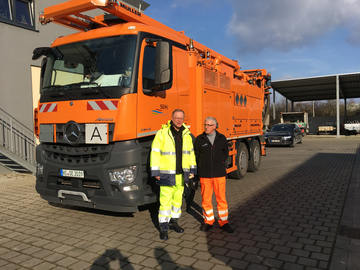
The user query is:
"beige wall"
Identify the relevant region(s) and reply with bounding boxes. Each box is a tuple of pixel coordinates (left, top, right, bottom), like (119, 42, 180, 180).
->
(0, 0, 75, 131)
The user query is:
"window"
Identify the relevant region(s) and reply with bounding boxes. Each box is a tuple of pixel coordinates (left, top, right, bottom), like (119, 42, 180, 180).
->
(142, 45, 172, 92)
(142, 46, 156, 90)
(0, 0, 11, 20)
(0, 0, 35, 30)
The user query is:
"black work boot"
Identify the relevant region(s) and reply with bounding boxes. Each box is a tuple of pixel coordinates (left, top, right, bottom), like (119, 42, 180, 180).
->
(159, 222, 169, 240)
(160, 230, 169, 240)
(169, 218, 184, 233)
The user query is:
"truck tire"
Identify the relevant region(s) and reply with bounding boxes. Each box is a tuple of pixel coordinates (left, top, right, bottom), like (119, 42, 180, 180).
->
(228, 142, 248, 179)
(247, 140, 261, 172)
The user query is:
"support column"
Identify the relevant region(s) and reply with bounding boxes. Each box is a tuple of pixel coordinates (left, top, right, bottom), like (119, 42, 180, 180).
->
(273, 89, 276, 125)
(336, 75, 340, 138)
(344, 98, 347, 123)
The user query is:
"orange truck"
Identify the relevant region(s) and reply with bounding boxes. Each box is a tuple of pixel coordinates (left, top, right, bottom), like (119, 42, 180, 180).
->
(33, 0, 271, 212)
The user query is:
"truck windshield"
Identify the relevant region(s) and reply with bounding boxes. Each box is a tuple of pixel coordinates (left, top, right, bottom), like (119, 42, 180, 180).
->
(42, 35, 137, 94)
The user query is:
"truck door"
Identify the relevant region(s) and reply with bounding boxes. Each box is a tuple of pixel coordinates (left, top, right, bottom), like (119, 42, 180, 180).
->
(136, 38, 177, 138)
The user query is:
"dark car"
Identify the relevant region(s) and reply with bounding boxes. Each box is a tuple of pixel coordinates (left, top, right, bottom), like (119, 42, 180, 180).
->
(265, 123, 303, 147)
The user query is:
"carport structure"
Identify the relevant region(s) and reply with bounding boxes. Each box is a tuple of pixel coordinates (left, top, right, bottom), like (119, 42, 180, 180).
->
(271, 72, 360, 138)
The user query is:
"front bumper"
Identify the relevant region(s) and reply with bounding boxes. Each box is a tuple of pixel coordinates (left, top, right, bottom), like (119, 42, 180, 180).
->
(265, 136, 293, 146)
(35, 140, 156, 213)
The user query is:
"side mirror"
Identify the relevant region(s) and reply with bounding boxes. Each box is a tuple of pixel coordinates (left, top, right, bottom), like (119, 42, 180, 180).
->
(155, 41, 172, 86)
(32, 47, 52, 60)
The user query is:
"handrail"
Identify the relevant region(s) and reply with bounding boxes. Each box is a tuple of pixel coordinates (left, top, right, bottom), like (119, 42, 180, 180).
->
(0, 108, 36, 169)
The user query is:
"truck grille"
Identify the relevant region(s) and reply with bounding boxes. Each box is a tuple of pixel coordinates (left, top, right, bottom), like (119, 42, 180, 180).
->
(57, 177, 101, 189)
(55, 123, 114, 144)
(42, 143, 112, 166)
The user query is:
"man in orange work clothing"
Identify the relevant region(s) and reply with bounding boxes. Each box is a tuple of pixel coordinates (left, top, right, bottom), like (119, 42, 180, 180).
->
(194, 116, 234, 233)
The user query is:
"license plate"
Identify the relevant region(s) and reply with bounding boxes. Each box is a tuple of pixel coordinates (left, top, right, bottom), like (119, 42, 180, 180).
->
(271, 140, 280, 142)
(60, 169, 84, 178)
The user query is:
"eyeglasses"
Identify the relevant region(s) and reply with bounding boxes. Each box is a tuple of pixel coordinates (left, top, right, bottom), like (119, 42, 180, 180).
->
(204, 124, 214, 127)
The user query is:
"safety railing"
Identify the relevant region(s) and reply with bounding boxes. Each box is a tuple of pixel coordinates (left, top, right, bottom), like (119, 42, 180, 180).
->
(0, 108, 36, 169)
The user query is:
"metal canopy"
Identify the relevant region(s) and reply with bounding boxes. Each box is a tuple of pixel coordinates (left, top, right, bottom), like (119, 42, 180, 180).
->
(271, 72, 360, 102)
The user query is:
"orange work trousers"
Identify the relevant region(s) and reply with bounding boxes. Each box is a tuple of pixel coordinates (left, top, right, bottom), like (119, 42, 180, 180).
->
(200, 176, 229, 227)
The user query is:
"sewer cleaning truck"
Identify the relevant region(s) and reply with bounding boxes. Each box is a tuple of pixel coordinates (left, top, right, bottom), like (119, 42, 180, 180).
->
(33, 0, 271, 212)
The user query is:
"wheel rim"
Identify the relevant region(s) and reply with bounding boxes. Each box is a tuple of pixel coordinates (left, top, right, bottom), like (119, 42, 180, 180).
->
(254, 147, 260, 165)
(240, 151, 247, 169)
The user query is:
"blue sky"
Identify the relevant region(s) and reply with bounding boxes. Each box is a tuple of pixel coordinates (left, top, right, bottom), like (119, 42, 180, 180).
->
(144, 0, 360, 82)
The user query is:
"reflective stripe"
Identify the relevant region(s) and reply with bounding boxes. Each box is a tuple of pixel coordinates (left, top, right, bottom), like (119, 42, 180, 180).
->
(172, 212, 181, 218)
(172, 205, 181, 213)
(103, 100, 118, 110)
(152, 148, 161, 153)
(159, 209, 171, 216)
(162, 151, 176, 156)
(219, 216, 228, 221)
(151, 166, 160, 170)
(160, 170, 176, 174)
(218, 210, 228, 215)
(190, 165, 197, 169)
(183, 168, 190, 173)
(159, 216, 171, 223)
(203, 214, 215, 221)
(183, 150, 190, 155)
(204, 209, 214, 215)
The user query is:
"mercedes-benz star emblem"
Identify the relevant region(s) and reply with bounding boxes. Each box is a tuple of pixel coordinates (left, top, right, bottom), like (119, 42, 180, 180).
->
(64, 121, 81, 144)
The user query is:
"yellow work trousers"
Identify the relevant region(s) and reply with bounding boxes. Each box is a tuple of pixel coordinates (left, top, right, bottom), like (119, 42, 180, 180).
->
(158, 174, 184, 224)
(200, 176, 229, 227)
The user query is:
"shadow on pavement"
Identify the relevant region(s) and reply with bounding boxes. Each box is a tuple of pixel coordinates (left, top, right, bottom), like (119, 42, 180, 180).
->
(90, 249, 134, 270)
(203, 146, 360, 269)
(154, 247, 196, 270)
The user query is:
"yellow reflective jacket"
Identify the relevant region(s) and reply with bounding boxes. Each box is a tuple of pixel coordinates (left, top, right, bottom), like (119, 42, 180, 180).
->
(150, 121, 197, 186)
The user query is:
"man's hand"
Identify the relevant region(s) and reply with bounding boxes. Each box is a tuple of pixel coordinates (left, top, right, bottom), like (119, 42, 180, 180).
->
(189, 174, 194, 179)
(155, 176, 160, 181)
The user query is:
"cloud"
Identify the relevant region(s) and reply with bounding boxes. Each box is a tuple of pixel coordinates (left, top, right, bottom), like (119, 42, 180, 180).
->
(228, 0, 360, 53)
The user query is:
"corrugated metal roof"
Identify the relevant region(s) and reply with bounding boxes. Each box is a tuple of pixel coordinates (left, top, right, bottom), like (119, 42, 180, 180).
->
(271, 72, 360, 102)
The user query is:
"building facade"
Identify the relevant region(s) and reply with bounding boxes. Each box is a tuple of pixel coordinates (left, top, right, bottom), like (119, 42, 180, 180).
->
(0, 0, 74, 173)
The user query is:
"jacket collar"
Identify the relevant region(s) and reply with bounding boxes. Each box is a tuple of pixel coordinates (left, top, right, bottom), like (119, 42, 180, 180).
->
(200, 130, 219, 141)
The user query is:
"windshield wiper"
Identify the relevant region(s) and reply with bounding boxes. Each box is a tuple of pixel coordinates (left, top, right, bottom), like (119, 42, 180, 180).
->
(44, 85, 75, 100)
(70, 82, 112, 98)
(43, 85, 65, 91)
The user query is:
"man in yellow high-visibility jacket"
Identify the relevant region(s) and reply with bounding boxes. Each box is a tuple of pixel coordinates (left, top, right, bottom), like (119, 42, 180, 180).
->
(150, 109, 197, 240)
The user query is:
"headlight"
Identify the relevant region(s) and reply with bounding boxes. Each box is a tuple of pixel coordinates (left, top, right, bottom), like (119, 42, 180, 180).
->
(37, 163, 44, 175)
(109, 165, 137, 184)
(283, 136, 292, 140)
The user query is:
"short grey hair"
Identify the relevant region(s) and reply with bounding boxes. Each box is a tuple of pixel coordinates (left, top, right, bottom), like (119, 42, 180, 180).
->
(172, 109, 185, 118)
(204, 116, 217, 127)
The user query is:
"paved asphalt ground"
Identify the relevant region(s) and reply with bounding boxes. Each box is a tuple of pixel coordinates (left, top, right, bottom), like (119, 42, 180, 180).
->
(0, 136, 359, 270)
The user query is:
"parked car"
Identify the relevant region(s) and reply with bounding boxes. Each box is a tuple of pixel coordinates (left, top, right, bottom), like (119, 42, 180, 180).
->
(265, 123, 303, 147)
